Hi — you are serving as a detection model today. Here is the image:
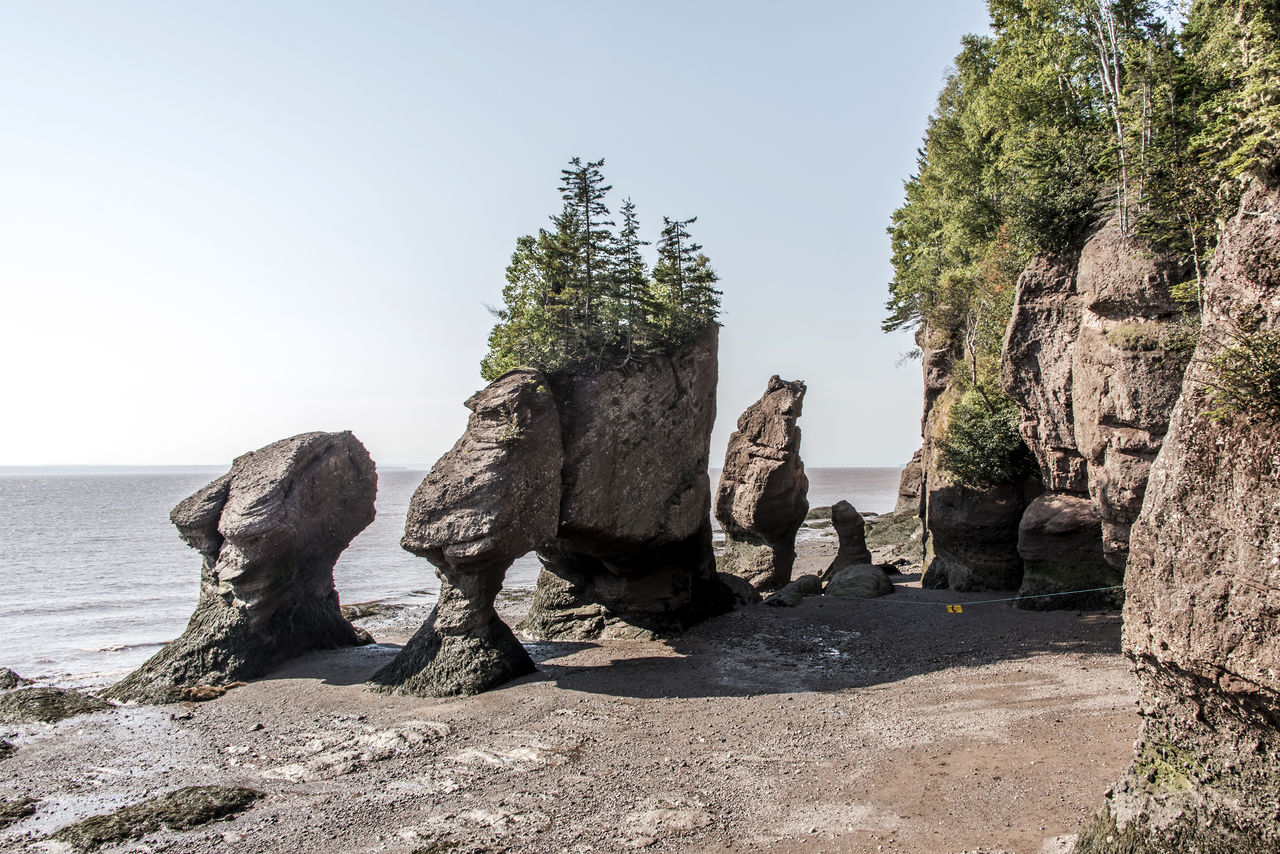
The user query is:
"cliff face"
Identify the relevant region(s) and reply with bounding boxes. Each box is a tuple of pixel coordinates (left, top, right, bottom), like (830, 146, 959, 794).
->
(1073, 178, 1280, 852)
(995, 219, 1190, 606)
(919, 325, 1033, 591)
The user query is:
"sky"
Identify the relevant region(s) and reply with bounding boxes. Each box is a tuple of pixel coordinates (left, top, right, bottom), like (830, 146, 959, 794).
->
(0, 1, 993, 468)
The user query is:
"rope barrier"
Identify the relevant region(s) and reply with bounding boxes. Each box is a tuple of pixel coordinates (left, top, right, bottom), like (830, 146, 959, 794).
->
(848, 584, 1126, 612)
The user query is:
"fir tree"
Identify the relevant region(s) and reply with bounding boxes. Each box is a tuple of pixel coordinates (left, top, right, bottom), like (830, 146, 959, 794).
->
(609, 197, 655, 357)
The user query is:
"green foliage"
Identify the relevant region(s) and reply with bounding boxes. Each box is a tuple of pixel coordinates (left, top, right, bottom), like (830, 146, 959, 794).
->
(481, 159, 720, 381)
(937, 388, 1038, 490)
(1205, 317, 1280, 421)
(887, 0, 1280, 483)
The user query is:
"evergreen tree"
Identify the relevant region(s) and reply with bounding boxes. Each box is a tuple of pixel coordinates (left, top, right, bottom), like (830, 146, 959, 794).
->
(608, 197, 655, 357)
(480, 158, 721, 380)
(558, 157, 615, 330)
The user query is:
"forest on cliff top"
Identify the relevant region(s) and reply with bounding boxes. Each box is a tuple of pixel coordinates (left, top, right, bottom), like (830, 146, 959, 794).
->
(886, 0, 1280, 486)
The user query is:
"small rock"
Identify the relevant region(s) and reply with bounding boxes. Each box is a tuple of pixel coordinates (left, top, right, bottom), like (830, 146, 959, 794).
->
(763, 574, 822, 607)
(49, 786, 263, 851)
(824, 565, 895, 599)
(0, 796, 36, 830)
(0, 687, 112, 724)
(0, 739, 14, 758)
(0, 668, 30, 690)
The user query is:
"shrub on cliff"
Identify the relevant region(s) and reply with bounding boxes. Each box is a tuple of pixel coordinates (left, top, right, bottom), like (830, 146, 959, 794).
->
(481, 158, 721, 381)
(937, 389, 1037, 490)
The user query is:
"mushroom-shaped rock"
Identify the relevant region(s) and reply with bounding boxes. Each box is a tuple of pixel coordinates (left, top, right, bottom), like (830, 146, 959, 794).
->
(370, 370, 562, 697)
(714, 375, 809, 590)
(520, 328, 735, 641)
(107, 432, 377, 704)
(824, 500, 873, 578)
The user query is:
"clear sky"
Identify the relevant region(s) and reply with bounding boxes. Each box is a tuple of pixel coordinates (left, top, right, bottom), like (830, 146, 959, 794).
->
(0, 1, 992, 468)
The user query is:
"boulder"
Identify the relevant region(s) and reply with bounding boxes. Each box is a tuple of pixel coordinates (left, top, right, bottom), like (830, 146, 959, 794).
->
(370, 370, 560, 697)
(1073, 178, 1280, 852)
(0, 687, 111, 724)
(521, 328, 735, 641)
(107, 432, 377, 704)
(714, 375, 809, 590)
(894, 449, 925, 515)
(824, 564, 894, 599)
(921, 478, 1031, 591)
(762, 574, 822, 608)
(0, 668, 29, 690)
(824, 500, 872, 577)
(1070, 217, 1190, 568)
(1015, 494, 1119, 609)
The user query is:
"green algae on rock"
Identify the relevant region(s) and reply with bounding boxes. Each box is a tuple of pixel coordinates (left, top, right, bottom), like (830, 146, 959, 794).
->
(49, 785, 263, 851)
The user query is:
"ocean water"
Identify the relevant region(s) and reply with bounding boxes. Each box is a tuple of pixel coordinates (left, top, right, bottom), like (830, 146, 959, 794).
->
(0, 466, 901, 685)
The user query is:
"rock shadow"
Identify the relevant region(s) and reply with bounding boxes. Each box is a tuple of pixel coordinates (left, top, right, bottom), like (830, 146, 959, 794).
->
(537, 586, 1122, 700)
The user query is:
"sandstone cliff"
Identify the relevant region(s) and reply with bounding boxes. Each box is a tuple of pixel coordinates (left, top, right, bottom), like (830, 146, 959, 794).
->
(1073, 176, 1280, 852)
(1000, 219, 1189, 606)
(919, 326, 1033, 592)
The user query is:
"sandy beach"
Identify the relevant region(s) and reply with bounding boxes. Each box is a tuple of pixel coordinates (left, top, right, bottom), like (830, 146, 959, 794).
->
(1, 534, 1138, 854)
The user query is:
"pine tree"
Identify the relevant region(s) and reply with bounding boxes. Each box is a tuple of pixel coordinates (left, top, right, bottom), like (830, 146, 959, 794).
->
(558, 157, 615, 332)
(653, 216, 700, 338)
(609, 197, 655, 358)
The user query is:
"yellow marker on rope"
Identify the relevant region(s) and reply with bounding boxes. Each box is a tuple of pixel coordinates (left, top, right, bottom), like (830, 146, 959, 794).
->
(947, 604, 964, 614)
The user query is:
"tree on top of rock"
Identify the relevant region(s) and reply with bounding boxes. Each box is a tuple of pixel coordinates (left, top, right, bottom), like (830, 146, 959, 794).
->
(481, 158, 721, 381)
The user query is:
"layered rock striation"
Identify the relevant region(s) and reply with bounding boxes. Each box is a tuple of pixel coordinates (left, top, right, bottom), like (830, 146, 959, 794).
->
(1073, 177, 1280, 852)
(378, 329, 734, 696)
(108, 432, 377, 704)
(713, 376, 809, 590)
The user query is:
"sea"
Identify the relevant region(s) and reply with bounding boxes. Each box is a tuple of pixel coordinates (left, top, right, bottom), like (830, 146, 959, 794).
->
(0, 466, 901, 687)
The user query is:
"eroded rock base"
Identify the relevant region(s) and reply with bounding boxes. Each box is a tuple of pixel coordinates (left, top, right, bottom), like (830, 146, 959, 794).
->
(716, 532, 795, 591)
(369, 609, 535, 697)
(107, 591, 366, 705)
(520, 527, 734, 641)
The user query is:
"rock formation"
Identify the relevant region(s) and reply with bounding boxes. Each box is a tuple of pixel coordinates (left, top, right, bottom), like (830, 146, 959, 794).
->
(824, 500, 872, 577)
(1000, 219, 1188, 607)
(522, 328, 733, 641)
(370, 371, 559, 697)
(1002, 251, 1116, 606)
(894, 449, 925, 516)
(918, 325, 1033, 592)
(378, 329, 734, 696)
(1073, 178, 1280, 852)
(107, 432, 377, 704)
(713, 376, 809, 590)
(1071, 218, 1190, 569)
